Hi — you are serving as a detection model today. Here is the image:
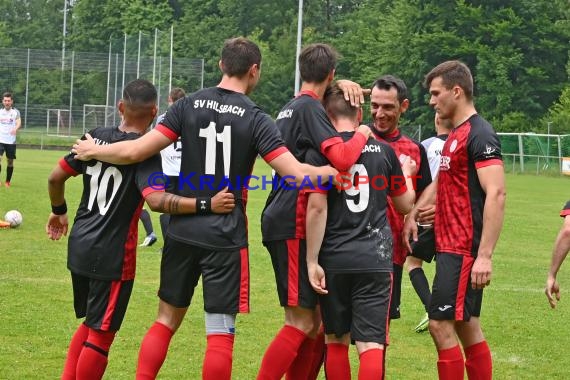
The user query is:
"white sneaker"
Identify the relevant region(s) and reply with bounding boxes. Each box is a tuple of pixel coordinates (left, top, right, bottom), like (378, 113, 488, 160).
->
(139, 234, 158, 247)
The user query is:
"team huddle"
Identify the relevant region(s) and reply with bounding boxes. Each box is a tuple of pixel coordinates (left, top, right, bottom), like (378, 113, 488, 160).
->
(46, 37, 506, 380)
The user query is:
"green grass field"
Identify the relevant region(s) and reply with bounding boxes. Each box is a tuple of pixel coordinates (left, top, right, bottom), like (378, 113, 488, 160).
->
(1, 149, 570, 379)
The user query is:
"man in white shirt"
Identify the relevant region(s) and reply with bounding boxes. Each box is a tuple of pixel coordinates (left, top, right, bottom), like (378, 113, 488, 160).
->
(0, 92, 21, 187)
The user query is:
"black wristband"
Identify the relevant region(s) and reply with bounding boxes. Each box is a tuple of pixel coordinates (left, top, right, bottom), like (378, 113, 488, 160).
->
(52, 201, 68, 215)
(196, 197, 212, 215)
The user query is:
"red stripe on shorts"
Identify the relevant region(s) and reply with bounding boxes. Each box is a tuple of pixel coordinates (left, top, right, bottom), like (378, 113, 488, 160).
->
(286, 239, 300, 306)
(455, 255, 474, 320)
(239, 247, 250, 313)
(101, 281, 121, 331)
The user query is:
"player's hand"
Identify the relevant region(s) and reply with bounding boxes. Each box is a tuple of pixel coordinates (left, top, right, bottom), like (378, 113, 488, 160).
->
(356, 124, 373, 139)
(401, 156, 417, 178)
(417, 205, 436, 226)
(10, 128, 17, 136)
(211, 187, 235, 214)
(471, 256, 492, 289)
(71, 133, 96, 161)
(308, 263, 328, 295)
(335, 79, 370, 107)
(46, 213, 69, 240)
(545, 275, 561, 309)
(402, 214, 419, 253)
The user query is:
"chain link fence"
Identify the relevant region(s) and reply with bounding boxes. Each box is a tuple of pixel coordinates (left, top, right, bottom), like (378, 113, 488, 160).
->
(0, 28, 204, 137)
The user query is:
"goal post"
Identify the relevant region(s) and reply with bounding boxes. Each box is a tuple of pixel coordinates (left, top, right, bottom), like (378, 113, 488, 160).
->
(83, 104, 115, 133)
(46, 109, 72, 137)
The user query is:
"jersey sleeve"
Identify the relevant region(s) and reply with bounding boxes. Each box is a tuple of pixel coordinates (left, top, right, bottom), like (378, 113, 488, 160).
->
(386, 144, 407, 197)
(416, 143, 433, 192)
(59, 131, 94, 176)
(304, 148, 330, 194)
(157, 98, 187, 140)
(253, 112, 288, 163)
(561, 201, 570, 217)
(468, 123, 503, 169)
(136, 154, 165, 198)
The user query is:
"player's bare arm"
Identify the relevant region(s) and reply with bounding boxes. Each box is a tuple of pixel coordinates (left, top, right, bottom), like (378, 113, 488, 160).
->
(145, 187, 235, 215)
(72, 129, 171, 164)
(306, 192, 328, 295)
(46, 165, 72, 240)
(402, 179, 438, 252)
(335, 79, 371, 107)
(545, 215, 570, 308)
(268, 151, 338, 187)
(11, 116, 21, 135)
(473, 164, 506, 289)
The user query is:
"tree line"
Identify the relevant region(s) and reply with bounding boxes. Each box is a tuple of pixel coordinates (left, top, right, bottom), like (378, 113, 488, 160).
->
(1, 0, 569, 132)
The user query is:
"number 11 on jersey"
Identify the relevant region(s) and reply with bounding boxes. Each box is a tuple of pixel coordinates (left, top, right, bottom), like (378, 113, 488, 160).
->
(199, 122, 231, 177)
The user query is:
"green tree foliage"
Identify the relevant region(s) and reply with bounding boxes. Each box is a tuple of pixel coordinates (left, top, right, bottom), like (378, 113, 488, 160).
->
(0, 0, 568, 127)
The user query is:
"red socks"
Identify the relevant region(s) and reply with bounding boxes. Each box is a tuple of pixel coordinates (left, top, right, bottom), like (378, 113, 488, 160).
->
(61, 323, 89, 380)
(437, 345, 464, 380)
(465, 341, 492, 380)
(286, 335, 318, 380)
(136, 322, 175, 380)
(358, 348, 385, 380)
(307, 331, 325, 380)
(324, 343, 351, 380)
(202, 334, 235, 380)
(75, 329, 116, 380)
(257, 325, 307, 380)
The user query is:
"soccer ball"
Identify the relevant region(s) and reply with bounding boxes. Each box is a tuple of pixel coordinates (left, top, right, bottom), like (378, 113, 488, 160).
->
(4, 210, 23, 228)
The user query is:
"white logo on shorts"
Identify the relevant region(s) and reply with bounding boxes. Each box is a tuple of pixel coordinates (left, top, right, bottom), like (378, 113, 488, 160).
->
(438, 305, 453, 312)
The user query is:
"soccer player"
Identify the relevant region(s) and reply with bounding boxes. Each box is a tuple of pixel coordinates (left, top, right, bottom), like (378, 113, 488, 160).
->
(46, 79, 235, 380)
(138, 87, 187, 249)
(156, 87, 186, 244)
(361, 75, 432, 322)
(0, 92, 21, 187)
(406, 113, 452, 333)
(545, 200, 570, 308)
(403, 60, 506, 380)
(70, 37, 338, 380)
(259, 43, 373, 380)
(305, 84, 416, 379)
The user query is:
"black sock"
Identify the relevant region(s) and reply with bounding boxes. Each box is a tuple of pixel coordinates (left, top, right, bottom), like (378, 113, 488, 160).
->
(409, 267, 431, 312)
(139, 209, 154, 235)
(6, 166, 13, 182)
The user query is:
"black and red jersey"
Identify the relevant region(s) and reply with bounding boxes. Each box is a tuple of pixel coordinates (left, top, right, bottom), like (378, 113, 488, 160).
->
(435, 114, 503, 257)
(307, 132, 407, 272)
(261, 92, 366, 242)
(60, 127, 163, 281)
(156, 86, 286, 250)
(372, 128, 432, 265)
(561, 201, 570, 217)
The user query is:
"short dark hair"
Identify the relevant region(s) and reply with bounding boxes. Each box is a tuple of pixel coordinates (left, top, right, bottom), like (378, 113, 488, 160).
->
(221, 37, 262, 78)
(299, 43, 338, 83)
(3, 92, 13, 99)
(122, 79, 157, 107)
(371, 75, 408, 104)
(324, 84, 358, 121)
(424, 60, 473, 100)
(169, 87, 186, 103)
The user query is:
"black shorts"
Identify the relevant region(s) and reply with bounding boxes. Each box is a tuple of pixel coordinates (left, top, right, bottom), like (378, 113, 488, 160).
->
(71, 273, 134, 332)
(389, 264, 403, 319)
(429, 252, 483, 321)
(409, 226, 436, 263)
(265, 239, 318, 309)
(158, 237, 250, 314)
(319, 271, 391, 345)
(0, 143, 16, 159)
